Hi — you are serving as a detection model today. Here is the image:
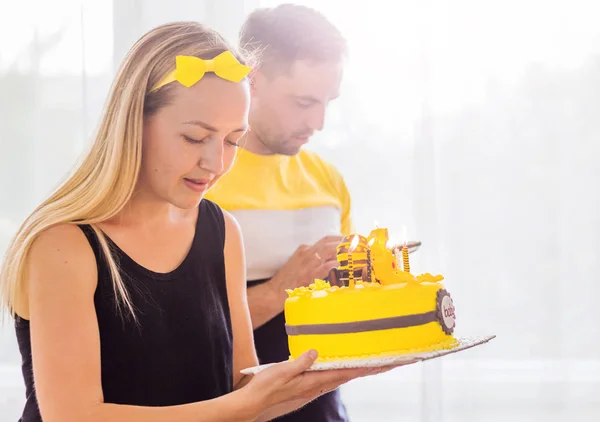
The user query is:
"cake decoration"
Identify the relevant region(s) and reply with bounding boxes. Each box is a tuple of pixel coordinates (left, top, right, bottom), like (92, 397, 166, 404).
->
(285, 278, 335, 298)
(436, 289, 456, 335)
(401, 244, 410, 273)
(284, 226, 461, 362)
(285, 310, 441, 336)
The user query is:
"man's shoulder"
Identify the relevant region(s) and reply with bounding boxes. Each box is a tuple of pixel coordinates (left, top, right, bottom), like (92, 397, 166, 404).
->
(297, 148, 329, 166)
(297, 149, 344, 181)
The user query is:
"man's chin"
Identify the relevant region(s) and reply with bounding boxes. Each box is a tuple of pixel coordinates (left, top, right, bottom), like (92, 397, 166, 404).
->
(279, 137, 309, 155)
(277, 146, 303, 156)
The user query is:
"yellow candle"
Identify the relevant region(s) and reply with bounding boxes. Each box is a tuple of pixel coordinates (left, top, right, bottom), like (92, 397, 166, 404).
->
(400, 225, 410, 273)
(402, 244, 410, 273)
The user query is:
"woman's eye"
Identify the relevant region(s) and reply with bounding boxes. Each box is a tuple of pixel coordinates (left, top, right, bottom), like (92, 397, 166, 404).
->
(184, 134, 240, 147)
(183, 135, 205, 144)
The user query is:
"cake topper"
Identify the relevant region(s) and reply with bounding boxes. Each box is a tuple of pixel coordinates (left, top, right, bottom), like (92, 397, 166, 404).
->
(347, 235, 359, 288)
(323, 226, 441, 288)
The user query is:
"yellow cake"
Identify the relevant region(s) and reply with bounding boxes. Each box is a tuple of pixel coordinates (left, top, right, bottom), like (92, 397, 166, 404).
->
(284, 228, 459, 361)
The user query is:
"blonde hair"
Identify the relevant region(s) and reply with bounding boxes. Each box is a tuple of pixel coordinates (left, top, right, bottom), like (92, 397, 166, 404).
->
(0, 22, 247, 319)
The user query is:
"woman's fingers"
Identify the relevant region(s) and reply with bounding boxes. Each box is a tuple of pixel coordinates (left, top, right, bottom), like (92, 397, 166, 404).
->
(268, 350, 318, 381)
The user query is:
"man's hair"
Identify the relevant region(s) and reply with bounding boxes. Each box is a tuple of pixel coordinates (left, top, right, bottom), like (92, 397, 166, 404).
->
(239, 4, 347, 73)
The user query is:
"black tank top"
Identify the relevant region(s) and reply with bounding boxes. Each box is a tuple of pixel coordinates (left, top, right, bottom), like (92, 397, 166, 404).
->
(14, 199, 233, 422)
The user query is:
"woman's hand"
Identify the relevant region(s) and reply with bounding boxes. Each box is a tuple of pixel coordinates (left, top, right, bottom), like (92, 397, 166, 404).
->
(240, 349, 397, 420)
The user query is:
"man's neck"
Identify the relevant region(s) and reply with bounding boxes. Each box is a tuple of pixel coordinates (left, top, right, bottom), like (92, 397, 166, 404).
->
(241, 130, 277, 156)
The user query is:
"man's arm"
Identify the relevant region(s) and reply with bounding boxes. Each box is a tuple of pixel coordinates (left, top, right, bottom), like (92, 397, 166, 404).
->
(333, 165, 354, 236)
(246, 236, 342, 330)
(246, 280, 286, 329)
(246, 161, 354, 330)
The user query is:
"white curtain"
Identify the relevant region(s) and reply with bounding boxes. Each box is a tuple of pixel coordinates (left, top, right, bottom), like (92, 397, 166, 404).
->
(1, 0, 599, 420)
(261, 0, 600, 420)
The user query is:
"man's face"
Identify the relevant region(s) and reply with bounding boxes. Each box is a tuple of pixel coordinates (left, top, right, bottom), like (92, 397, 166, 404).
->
(250, 59, 342, 155)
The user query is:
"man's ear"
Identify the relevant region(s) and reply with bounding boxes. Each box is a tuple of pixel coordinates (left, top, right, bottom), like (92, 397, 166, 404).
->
(248, 67, 263, 96)
(249, 69, 257, 94)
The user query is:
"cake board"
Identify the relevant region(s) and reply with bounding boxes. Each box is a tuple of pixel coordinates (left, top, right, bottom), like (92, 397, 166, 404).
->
(240, 335, 495, 375)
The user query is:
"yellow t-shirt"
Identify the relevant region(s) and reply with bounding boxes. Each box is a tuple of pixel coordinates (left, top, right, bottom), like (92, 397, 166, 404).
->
(205, 147, 353, 281)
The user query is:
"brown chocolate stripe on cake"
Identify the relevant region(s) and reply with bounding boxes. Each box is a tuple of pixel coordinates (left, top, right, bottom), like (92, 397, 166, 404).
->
(286, 311, 438, 336)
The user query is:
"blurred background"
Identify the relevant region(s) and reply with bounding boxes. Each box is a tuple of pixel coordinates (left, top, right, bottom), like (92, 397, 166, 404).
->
(1, 0, 599, 420)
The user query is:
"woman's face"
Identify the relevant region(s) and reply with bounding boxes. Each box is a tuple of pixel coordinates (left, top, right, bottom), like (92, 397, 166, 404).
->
(140, 75, 250, 209)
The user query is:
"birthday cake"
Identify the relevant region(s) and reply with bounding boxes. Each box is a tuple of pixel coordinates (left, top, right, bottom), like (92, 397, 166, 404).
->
(284, 228, 459, 362)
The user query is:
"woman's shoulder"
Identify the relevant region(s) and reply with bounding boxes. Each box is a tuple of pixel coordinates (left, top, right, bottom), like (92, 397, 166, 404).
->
(28, 224, 98, 285)
(202, 198, 237, 226)
(16, 224, 98, 319)
(32, 223, 92, 251)
(201, 199, 230, 248)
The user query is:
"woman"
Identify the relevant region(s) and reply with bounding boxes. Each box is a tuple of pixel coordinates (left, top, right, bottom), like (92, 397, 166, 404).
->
(0, 22, 383, 422)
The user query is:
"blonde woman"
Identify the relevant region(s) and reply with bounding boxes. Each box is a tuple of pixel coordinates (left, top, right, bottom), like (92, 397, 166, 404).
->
(0, 22, 383, 422)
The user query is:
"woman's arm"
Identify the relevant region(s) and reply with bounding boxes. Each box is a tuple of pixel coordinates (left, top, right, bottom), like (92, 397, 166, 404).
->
(221, 211, 259, 390)
(26, 224, 258, 422)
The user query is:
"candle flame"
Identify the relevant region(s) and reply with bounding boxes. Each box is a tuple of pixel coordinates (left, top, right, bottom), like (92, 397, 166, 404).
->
(401, 224, 408, 247)
(386, 235, 398, 249)
(349, 235, 360, 252)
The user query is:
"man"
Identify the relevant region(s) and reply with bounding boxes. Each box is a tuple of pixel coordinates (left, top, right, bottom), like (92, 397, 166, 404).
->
(206, 4, 352, 421)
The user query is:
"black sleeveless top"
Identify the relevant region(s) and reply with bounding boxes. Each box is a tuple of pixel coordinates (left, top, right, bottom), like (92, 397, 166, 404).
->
(15, 199, 233, 422)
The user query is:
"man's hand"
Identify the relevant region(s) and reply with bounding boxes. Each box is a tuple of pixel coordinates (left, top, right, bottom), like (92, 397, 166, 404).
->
(269, 235, 343, 294)
(247, 235, 343, 329)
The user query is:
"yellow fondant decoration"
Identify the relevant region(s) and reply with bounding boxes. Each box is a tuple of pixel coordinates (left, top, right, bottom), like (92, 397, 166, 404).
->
(151, 51, 252, 92)
(416, 273, 444, 283)
(286, 279, 332, 298)
(366, 227, 418, 285)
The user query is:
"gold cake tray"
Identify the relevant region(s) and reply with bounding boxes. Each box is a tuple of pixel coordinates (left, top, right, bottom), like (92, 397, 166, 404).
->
(240, 335, 496, 375)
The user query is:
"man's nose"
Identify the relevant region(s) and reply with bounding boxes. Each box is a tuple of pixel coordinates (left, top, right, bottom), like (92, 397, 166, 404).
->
(307, 105, 326, 132)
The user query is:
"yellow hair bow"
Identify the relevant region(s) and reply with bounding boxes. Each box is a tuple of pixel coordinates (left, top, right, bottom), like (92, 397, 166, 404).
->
(151, 51, 252, 92)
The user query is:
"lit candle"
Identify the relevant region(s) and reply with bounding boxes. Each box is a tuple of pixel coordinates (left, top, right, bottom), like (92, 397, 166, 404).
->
(401, 225, 410, 273)
(402, 243, 410, 273)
